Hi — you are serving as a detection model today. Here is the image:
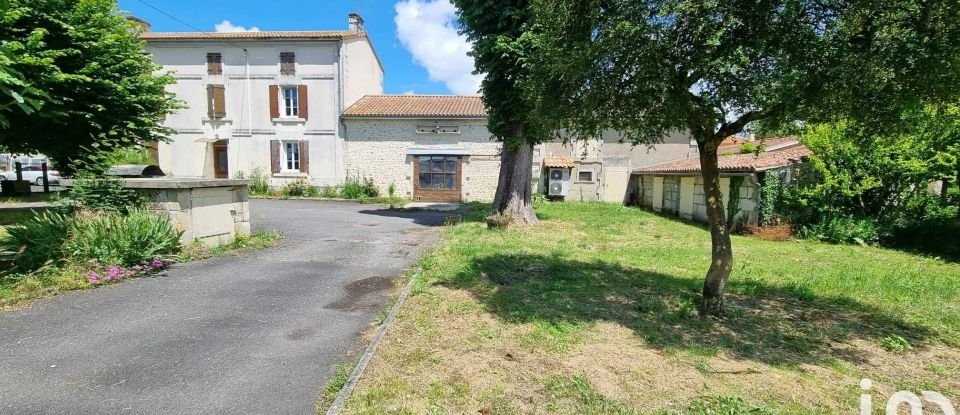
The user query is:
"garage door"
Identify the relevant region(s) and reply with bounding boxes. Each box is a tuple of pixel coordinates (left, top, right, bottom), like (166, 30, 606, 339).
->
(413, 155, 462, 202)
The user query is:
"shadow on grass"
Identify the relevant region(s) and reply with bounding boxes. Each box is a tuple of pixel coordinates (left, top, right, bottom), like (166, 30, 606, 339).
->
(440, 253, 931, 367)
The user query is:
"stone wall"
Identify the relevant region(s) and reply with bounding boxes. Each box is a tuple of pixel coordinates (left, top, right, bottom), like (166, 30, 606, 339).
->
(343, 118, 504, 202)
(128, 179, 251, 247)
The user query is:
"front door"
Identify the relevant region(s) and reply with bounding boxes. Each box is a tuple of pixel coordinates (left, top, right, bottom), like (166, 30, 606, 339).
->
(413, 155, 462, 202)
(213, 141, 228, 179)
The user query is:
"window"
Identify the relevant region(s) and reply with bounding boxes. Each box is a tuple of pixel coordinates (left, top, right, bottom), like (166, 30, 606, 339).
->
(418, 156, 459, 190)
(578, 170, 593, 182)
(284, 141, 300, 171)
(282, 87, 299, 117)
(280, 52, 295, 75)
(206, 52, 222, 75)
(416, 125, 461, 134)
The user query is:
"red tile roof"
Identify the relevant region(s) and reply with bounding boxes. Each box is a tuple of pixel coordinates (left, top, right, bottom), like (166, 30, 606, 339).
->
(635, 145, 812, 174)
(543, 156, 576, 168)
(141, 31, 361, 41)
(343, 95, 487, 118)
(717, 136, 801, 154)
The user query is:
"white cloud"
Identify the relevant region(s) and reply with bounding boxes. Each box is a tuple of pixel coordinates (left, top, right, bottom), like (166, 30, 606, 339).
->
(214, 20, 260, 33)
(394, 0, 482, 95)
(402, 90, 417, 95)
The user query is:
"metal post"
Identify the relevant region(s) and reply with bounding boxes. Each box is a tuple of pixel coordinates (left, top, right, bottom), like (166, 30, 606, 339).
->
(14, 161, 22, 182)
(41, 162, 49, 193)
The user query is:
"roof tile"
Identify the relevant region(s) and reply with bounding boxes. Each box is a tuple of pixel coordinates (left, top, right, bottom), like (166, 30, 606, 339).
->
(140, 31, 360, 41)
(343, 95, 487, 118)
(635, 145, 811, 174)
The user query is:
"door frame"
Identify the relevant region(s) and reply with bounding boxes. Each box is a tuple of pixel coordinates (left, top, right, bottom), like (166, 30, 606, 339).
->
(412, 155, 463, 202)
(213, 140, 229, 179)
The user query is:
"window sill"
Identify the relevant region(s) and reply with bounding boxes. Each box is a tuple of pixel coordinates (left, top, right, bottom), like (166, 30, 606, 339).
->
(273, 172, 307, 178)
(272, 118, 306, 124)
(202, 118, 233, 123)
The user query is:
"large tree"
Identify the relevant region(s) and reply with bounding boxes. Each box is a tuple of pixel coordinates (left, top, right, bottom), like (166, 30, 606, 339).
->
(530, 0, 960, 315)
(453, 0, 552, 225)
(0, 0, 178, 170)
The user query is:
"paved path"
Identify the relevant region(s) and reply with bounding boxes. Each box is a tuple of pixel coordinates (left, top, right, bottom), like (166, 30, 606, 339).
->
(0, 200, 448, 414)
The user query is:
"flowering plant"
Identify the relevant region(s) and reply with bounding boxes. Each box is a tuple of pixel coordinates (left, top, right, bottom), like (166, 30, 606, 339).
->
(84, 258, 171, 285)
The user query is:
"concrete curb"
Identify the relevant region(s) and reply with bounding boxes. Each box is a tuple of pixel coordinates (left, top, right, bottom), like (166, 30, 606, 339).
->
(325, 270, 420, 415)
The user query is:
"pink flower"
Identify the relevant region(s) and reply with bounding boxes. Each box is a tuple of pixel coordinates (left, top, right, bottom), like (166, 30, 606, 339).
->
(86, 271, 100, 284)
(150, 259, 165, 269)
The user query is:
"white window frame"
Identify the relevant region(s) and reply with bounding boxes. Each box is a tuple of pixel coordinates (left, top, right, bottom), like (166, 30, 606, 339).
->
(283, 141, 300, 172)
(280, 86, 299, 118)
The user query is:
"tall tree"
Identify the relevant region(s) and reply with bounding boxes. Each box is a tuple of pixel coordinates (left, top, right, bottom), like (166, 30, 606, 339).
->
(530, 0, 960, 315)
(453, 0, 551, 225)
(0, 0, 178, 170)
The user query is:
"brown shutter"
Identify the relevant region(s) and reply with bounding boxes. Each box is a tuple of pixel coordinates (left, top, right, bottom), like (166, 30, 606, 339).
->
(206, 85, 215, 119)
(207, 85, 226, 119)
(206, 53, 222, 75)
(269, 85, 279, 119)
(298, 85, 308, 120)
(270, 140, 281, 174)
(299, 140, 309, 174)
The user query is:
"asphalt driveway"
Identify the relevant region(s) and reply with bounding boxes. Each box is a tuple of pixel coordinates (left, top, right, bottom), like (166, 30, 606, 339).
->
(0, 200, 448, 414)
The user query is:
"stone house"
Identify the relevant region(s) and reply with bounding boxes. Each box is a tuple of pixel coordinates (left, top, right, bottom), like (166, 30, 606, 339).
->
(341, 95, 514, 202)
(142, 14, 383, 188)
(632, 139, 811, 227)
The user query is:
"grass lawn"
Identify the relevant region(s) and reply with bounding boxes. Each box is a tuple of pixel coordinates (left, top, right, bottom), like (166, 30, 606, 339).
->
(340, 202, 960, 414)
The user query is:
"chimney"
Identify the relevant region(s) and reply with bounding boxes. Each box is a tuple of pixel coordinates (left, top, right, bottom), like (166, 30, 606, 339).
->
(348, 13, 364, 32)
(127, 15, 151, 32)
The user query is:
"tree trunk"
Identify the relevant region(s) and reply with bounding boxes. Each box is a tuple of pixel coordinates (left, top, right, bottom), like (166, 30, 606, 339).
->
(697, 137, 733, 317)
(490, 138, 539, 226)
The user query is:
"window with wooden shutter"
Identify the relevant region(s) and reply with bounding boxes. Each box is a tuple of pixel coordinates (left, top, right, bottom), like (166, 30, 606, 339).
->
(206, 52, 222, 75)
(299, 140, 309, 173)
(270, 140, 281, 174)
(280, 52, 295, 75)
(269, 85, 280, 119)
(298, 85, 308, 120)
(206, 84, 226, 119)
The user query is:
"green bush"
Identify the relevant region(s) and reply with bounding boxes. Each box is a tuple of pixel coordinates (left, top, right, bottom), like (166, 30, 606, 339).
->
(248, 167, 270, 195)
(320, 185, 339, 198)
(65, 209, 182, 266)
(2, 210, 72, 271)
(281, 177, 316, 197)
(69, 173, 144, 214)
(795, 215, 879, 245)
(341, 176, 379, 200)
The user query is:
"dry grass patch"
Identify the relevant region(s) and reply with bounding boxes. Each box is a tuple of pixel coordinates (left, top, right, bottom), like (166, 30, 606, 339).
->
(342, 202, 960, 414)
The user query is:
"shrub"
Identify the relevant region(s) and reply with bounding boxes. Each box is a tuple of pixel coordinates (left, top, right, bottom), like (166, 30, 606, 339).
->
(281, 177, 315, 197)
(248, 167, 270, 195)
(341, 176, 379, 199)
(388, 182, 396, 198)
(739, 142, 756, 154)
(64, 209, 182, 266)
(2, 210, 73, 271)
(69, 173, 144, 214)
(795, 215, 879, 245)
(320, 185, 339, 198)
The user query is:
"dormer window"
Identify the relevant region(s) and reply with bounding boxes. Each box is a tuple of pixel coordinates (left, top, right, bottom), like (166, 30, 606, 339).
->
(280, 52, 296, 75)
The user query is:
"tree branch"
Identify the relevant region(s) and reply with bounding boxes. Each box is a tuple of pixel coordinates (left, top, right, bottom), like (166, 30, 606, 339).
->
(714, 103, 785, 140)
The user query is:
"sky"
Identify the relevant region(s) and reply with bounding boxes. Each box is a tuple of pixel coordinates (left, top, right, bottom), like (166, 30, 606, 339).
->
(117, 0, 482, 95)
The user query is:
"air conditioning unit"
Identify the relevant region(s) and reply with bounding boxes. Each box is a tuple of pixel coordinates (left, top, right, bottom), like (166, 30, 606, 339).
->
(548, 168, 570, 197)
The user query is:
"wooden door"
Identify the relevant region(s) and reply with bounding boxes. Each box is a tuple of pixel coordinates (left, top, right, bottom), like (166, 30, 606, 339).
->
(413, 155, 462, 202)
(213, 141, 229, 179)
(602, 167, 632, 203)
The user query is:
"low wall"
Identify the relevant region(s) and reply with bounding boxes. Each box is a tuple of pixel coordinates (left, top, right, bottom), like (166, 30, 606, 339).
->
(123, 179, 252, 247)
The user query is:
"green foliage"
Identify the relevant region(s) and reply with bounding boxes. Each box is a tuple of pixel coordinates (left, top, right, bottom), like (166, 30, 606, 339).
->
(387, 182, 396, 198)
(2, 209, 180, 272)
(64, 209, 181, 266)
(0, 0, 181, 171)
(757, 173, 783, 226)
(2, 210, 71, 271)
(340, 176, 379, 200)
(248, 167, 270, 195)
(662, 396, 776, 415)
(739, 142, 757, 154)
(105, 147, 154, 166)
(726, 176, 744, 231)
(320, 185, 339, 199)
(781, 119, 959, 254)
(68, 173, 144, 214)
(880, 334, 912, 353)
(280, 177, 316, 198)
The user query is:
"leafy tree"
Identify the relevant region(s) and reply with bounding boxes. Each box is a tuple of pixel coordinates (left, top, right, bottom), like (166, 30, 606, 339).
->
(0, 0, 179, 171)
(452, 0, 552, 225)
(0, 0, 48, 127)
(529, 0, 960, 315)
